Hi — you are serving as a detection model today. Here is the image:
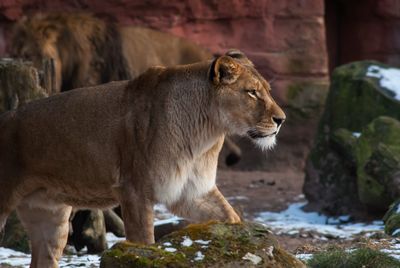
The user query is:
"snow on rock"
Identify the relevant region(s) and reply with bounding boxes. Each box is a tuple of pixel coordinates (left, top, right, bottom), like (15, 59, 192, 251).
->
(194, 239, 211, 245)
(242, 252, 262, 265)
(366, 65, 400, 101)
(255, 202, 384, 239)
(194, 251, 205, 261)
(164, 247, 177, 252)
(181, 236, 193, 247)
(265, 246, 274, 257)
(295, 253, 313, 261)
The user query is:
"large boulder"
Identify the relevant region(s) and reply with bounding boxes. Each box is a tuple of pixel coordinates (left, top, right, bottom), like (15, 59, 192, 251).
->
(100, 221, 305, 268)
(304, 61, 400, 215)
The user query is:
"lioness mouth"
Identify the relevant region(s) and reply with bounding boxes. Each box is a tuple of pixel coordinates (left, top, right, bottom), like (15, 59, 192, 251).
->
(247, 130, 277, 139)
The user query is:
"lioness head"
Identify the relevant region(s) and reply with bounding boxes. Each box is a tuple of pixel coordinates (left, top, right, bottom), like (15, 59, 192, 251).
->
(209, 50, 286, 150)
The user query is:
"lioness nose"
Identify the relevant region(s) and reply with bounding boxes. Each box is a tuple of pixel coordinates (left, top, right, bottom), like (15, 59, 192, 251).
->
(272, 116, 285, 127)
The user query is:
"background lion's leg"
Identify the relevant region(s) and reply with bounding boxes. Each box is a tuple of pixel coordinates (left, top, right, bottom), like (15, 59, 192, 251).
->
(169, 186, 241, 223)
(17, 203, 72, 268)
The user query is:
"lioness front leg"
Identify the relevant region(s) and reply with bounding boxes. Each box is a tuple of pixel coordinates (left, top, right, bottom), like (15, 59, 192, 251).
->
(169, 186, 241, 223)
(118, 187, 155, 244)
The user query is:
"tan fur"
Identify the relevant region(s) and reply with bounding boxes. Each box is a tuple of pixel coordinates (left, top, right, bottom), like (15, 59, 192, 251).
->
(0, 51, 285, 267)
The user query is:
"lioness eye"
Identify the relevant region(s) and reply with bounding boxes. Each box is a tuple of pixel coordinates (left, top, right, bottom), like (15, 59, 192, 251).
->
(246, 89, 257, 99)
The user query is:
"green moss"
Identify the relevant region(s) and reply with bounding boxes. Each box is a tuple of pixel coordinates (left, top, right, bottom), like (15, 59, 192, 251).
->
(355, 116, 400, 209)
(100, 222, 304, 268)
(330, 128, 357, 167)
(307, 248, 400, 268)
(0, 211, 30, 253)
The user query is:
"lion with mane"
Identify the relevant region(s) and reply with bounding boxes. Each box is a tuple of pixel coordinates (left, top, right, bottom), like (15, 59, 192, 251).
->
(10, 13, 211, 92)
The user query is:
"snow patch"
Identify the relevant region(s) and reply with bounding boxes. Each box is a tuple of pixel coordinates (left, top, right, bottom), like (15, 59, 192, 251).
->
(392, 229, 400, 236)
(352, 132, 361, 138)
(0, 246, 100, 267)
(154, 216, 182, 226)
(164, 247, 177, 252)
(255, 202, 383, 239)
(366, 65, 400, 101)
(163, 242, 172, 246)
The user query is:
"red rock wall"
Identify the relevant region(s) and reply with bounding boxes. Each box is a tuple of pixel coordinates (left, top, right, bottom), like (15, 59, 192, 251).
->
(0, 0, 329, 170)
(326, 0, 400, 72)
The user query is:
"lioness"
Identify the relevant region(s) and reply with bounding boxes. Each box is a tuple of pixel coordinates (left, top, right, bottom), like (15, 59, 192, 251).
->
(0, 50, 285, 268)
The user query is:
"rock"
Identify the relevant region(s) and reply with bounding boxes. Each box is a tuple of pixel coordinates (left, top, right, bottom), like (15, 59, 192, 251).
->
(304, 61, 400, 215)
(0, 58, 49, 112)
(384, 200, 400, 237)
(356, 116, 400, 210)
(0, 211, 30, 253)
(100, 221, 305, 268)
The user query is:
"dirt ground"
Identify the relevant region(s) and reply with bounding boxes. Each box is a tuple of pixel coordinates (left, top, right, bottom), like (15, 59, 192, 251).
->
(216, 168, 389, 254)
(217, 168, 313, 252)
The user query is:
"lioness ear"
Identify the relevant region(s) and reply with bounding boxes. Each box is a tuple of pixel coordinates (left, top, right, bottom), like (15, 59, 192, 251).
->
(209, 56, 242, 85)
(226, 49, 254, 67)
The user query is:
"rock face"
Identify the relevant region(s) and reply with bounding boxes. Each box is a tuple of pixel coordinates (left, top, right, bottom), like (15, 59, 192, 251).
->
(304, 61, 400, 215)
(100, 222, 305, 268)
(0, 0, 329, 171)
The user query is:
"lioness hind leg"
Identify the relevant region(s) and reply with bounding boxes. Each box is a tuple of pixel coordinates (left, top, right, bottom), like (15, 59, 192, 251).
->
(169, 186, 241, 223)
(17, 203, 72, 268)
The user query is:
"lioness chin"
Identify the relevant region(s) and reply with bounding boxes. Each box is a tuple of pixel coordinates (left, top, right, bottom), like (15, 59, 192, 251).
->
(0, 50, 285, 268)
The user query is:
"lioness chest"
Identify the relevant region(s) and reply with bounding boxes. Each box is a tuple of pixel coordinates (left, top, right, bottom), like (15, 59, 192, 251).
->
(153, 138, 223, 206)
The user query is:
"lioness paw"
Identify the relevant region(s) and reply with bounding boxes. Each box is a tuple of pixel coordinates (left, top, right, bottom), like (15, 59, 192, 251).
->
(226, 211, 241, 223)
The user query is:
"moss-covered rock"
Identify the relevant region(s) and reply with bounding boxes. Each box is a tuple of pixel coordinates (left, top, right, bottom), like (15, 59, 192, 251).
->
(307, 248, 400, 268)
(355, 117, 400, 210)
(304, 61, 400, 215)
(383, 200, 400, 237)
(100, 221, 305, 268)
(0, 211, 30, 253)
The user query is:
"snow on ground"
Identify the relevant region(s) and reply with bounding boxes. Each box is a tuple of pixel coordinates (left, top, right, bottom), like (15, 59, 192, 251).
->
(366, 65, 400, 101)
(254, 202, 384, 239)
